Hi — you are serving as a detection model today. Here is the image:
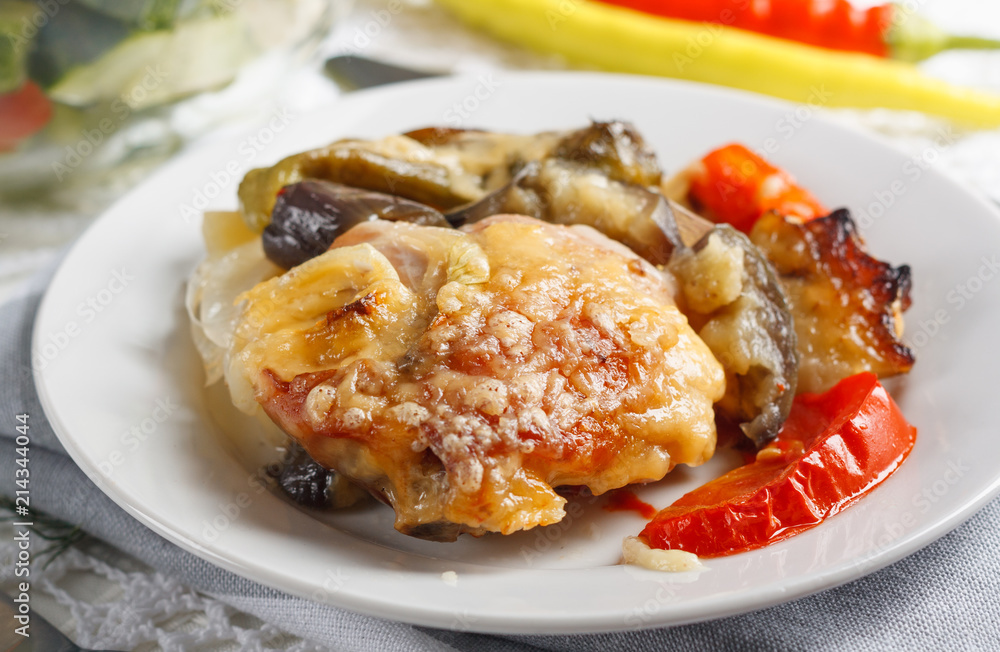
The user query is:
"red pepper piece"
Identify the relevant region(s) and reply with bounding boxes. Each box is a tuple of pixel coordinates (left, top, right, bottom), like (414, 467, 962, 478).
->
(640, 372, 916, 557)
(598, 0, 892, 56)
(688, 143, 827, 233)
(0, 81, 52, 152)
(596, 0, 1000, 62)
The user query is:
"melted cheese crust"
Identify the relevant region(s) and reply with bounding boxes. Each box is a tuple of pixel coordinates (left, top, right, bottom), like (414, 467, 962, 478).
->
(231, 215, 724, 539)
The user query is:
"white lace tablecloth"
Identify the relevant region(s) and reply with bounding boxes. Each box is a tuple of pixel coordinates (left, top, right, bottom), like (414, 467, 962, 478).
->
(1, 0, 998, 649)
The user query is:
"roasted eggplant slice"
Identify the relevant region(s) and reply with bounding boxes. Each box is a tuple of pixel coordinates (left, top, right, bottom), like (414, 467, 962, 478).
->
(517, 159, 681, 264)
(445, 159, 682, 264)
(670, 225, 798, 446)
(402, 126, 562, 183)
(441, 121, 679, 262)
(750, 209, 914, 394)
(269, 440, 334, 509)
(238, 138, 485, 232)
(443, 163, 539, 227)
(262, 180, 449, 270)
(552, 120, 663, 187)
(269, 440, 367, 510)
(241, 122, 677, 262)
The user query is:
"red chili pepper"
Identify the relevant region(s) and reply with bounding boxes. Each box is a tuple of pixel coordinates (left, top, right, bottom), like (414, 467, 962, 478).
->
(639, 372, 916, 558)
(687, 143, 827, 233)
(0, 81, 52, 152)
(596, 0, 1000, 61)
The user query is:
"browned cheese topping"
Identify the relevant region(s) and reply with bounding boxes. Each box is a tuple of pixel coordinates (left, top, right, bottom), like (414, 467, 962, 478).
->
(230, 215, 724, 539)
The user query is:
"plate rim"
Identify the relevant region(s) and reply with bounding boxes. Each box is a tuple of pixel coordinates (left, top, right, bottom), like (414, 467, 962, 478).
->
(33, 70, 1000, 634)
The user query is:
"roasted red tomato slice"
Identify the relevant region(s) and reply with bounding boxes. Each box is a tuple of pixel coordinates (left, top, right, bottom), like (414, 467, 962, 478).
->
(688, 143, 827, 233)
(640, 372, 916, 557)
(0, 81, 53, 152)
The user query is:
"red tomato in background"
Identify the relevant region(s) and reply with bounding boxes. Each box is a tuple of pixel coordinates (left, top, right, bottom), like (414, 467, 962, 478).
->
(0, 81, 53, 151)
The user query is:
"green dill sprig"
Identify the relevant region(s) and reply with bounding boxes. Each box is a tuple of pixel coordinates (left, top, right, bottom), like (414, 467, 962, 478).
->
(0, 496, 88, 569)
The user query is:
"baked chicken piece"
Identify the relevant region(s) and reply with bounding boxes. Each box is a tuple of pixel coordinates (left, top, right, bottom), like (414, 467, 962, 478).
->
(228, 215, 725, 540)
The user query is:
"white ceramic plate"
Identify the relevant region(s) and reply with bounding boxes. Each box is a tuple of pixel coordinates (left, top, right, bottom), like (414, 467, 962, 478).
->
(35, 73, 1000, 634)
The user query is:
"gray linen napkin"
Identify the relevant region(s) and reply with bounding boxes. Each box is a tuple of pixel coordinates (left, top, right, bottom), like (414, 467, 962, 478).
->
(2, 263, 999, 652)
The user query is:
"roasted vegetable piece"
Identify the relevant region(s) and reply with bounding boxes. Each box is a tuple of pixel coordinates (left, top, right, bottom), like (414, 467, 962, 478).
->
(238, 138, 483, 232)
(262, 180, 449, 270)
(248, 121, 682, 262)
(751, 209, 914, 394)
(444, 162, 539, 227)
(268, 440, 367, 510)
(269, 440, 334, 509)
(447, 165, 684, 264)
(403, 126, 485, 146)
(669, 225, 798, 445)
(640, 372, 917, 557)
(686, 144, 827, 233)
(509, 159, 682, 264)
(444, 121, 682, 264)
(403, 126, 563, 185)
(552, 120, 662, 187)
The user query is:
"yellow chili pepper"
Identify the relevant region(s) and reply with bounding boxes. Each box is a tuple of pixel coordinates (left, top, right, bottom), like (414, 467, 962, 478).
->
(435, 0, 1000, 128)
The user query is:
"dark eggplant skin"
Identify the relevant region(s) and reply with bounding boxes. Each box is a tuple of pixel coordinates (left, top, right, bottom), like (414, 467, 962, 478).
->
(262, 180, 449, 269)
(443, 162, 539, 227)
(552, 121, 663, 187)
(510, 159, 682, 264)
(239, 144, 479, 232)
(445, 157, 682, 264)
(268, 441, 334, 509)
(670, 225, 799, 446)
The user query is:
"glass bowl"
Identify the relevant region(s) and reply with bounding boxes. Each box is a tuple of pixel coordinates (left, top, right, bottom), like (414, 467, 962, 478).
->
(0, 0, 345, 203)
